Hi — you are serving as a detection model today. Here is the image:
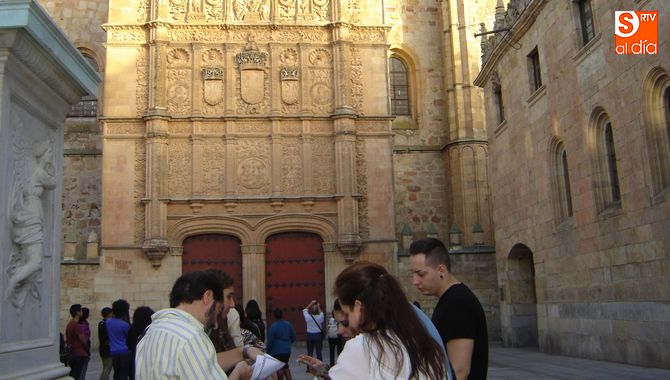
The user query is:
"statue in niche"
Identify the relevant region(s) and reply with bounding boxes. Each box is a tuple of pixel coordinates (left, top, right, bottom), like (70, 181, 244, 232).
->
(5, 137, 56, 310)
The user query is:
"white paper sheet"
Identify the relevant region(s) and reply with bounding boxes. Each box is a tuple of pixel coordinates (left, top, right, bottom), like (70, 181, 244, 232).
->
(251, 354, 286, 380)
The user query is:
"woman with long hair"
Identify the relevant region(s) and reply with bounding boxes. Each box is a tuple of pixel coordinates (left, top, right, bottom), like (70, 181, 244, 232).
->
(245, 299, 266, 342)
(300, 262, 446, 379)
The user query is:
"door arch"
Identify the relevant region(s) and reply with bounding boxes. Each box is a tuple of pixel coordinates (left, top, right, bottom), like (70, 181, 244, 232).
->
(504, 243, 538, 347)
(265, 232, 325, 341)
(182, 234, 244, 302)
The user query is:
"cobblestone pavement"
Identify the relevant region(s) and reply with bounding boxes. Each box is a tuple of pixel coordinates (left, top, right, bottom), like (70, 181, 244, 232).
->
(82, 341, 670, 379)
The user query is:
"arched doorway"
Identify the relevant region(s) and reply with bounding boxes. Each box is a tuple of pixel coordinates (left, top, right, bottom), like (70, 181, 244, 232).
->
(265, 232, 325, 341)
(182, 234, 244, 302)
(504, 243, 538, 347)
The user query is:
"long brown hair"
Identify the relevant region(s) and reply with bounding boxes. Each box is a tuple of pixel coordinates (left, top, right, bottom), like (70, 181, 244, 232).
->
(334, 262, 445, 378)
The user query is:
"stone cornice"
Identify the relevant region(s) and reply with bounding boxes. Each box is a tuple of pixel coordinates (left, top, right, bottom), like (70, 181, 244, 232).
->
(0, 0, 99, 98)
(474, 0, 547, 87)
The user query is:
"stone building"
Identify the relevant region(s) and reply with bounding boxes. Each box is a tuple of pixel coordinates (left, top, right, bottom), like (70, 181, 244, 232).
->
(475, 0, 669, 368)
(44, 0, 502, 347)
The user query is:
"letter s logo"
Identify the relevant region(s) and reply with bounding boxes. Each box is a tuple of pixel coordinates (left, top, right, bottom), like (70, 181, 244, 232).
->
(615, 11, 639, 38)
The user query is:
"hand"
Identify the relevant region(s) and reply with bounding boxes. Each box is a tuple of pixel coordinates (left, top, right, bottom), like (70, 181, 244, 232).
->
(247, 346, 263, 361)
(229, 361, 252, 380)
(298, 355, 329, 378)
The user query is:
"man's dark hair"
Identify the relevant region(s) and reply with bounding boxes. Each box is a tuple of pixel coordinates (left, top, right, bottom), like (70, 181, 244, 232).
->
(169, 270, 225, 308)
(205, 268, 234, 291)
(101, 307, 112, 318)
(69, 304, 82, 318)
(409, 237, 451, 272)
(273, 308, 283, 320)
(112, 299, 130, 320)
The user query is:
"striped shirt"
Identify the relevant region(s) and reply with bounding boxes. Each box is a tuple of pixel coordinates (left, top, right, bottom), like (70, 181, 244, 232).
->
(135, 308, 227, 380)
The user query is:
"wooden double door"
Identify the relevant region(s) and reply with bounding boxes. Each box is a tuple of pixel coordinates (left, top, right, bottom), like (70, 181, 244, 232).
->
(181, 232, 326, 341)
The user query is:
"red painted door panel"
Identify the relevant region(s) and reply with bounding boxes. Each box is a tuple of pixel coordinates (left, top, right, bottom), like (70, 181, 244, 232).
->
(182, 234, 243, 302)
(265, 232, 325, 341)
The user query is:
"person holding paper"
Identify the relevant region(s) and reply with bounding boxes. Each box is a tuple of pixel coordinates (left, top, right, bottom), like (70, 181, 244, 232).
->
(299, 262, 446, 380)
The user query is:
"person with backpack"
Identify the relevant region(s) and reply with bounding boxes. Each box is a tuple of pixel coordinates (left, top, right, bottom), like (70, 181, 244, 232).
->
(302, 300, 324, 364)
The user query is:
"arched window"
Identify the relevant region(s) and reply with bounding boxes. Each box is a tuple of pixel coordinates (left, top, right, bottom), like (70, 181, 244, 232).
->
(389, 57, 410, 116)
(642, 67, 670, 196)
(604, 123, 621, 203)
(590, 109, 621, 211)
(551, 139, 573, 222)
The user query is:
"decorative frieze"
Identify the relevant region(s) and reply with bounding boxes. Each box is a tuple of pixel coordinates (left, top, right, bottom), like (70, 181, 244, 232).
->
(311, 137, 335, 194)
(281, 139, 303, 194)
(201, 139, 226, 195)
(168, 139, 192, 196)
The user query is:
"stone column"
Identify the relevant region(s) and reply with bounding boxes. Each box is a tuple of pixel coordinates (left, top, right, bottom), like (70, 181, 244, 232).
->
(0, 1, 99, 378)
(331, 25, 361, 261)
(242, 244, 266, 307)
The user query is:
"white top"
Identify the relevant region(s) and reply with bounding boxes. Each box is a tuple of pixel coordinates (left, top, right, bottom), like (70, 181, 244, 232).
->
(227, 307, 244, 347)
(135, 308, 228, 380)
(302, 309, 324, 334)
(328, 332, 445, 380)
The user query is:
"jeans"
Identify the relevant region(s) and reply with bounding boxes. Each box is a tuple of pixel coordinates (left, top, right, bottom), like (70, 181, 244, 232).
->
(112, 353, 132, 380)
(306, 332, 323, 361)
(328, 336, 344, 366)
(69, 355, 90, 380)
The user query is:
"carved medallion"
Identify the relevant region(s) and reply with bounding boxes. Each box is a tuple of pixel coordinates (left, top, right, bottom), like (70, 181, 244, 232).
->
(237, 158, 268, 189)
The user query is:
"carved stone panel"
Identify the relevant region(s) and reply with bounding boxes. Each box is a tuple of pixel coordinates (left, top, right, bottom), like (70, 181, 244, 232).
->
(167, 48, 192, 116)
(356, 139, 369, 239)
(311, 137, 334, 194)
(281, 138, 303, 194)
(202, 140, 226, 195)
(236, 36, 269, 114)
(136, 48, 148, 118)
(308, 48, 333, 114)
(236, 138, 271, 195)
(134, 140, 146, 245)
(349, 46, 363, 113)
(168, 139, 191, 196)
(233, 0, 270, 21)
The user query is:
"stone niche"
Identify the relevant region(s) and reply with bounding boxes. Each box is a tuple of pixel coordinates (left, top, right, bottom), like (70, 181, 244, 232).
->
(0, 1, 99, 379)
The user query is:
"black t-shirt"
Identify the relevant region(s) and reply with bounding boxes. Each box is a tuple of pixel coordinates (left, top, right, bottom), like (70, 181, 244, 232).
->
(432, 283, 488, 380)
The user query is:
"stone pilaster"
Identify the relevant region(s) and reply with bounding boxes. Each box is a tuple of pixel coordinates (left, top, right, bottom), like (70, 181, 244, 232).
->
(242, 244, 266, 305)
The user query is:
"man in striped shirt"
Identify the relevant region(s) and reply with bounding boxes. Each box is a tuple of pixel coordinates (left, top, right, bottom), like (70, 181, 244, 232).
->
(135, 270, 252, 379)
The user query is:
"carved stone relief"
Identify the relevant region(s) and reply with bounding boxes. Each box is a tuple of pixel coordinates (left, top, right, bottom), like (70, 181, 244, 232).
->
(235, 121, 271, 134)
(236, 138, 271, 194)
(308, 48, 333, 114)
(349, 46, 363, 114)
(236, 35, 269, 114)
(311, 120, 332, 134)
(107, 123, 145, 135)
(168, 139, 191, 196)
(356, 139, 369, 239)
(136, 48, 149, 117)
(281, 139, 303, 194)
(202, 140, 225, 195)
(281, 122, 302, 134)
(6, 129, 56, 311)
(134, 140, 146, 245)
(169, 0, 222, 22)
(137, 0, 149, 23)
(311, 137, 335, 194)
(233, 0, 270, 21)
(277, 0, 296, 20)
(169, 122, 192, 134)
(166, 48, 192, 116)
(345, 0, 360, 23)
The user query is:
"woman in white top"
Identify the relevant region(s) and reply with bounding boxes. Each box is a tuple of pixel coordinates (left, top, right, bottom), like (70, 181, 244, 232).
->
(301, 262, 446, 380)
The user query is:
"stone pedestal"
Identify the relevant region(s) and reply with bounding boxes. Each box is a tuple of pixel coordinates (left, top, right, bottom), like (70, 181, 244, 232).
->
(0, 1, 99, 378)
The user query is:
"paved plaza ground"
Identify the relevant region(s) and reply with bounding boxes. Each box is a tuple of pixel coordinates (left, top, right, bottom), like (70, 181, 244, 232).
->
(81, 341, 670, 379)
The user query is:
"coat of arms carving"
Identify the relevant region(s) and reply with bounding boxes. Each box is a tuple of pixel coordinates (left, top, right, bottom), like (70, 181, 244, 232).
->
(202, 67, 224, 106)
(236, 35, 267, 106)
(280, 67, 299, 106)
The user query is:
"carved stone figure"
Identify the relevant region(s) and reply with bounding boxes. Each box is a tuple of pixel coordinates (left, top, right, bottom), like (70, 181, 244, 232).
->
(6, 138, 56, 310)
(233, 0, 269, 21)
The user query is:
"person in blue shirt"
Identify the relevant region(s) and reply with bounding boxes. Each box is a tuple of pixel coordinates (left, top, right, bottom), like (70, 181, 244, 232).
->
(267, 308, 296, 380)
(106, 299, 131, 380)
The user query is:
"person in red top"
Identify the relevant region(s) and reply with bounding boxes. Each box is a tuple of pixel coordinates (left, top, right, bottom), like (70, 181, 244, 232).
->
(65, 304, 90, 379)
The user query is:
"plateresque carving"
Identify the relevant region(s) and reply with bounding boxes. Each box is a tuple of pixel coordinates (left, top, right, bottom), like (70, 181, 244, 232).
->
(6, 132, 56, 311)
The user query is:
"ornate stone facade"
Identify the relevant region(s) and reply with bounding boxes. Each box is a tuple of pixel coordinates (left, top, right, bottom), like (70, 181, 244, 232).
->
(47, 0, 504, 351)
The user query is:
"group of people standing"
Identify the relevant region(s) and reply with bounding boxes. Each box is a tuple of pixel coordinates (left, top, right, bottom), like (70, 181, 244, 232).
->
(64, 237, 488, 380)
(64, 299, 154, 380)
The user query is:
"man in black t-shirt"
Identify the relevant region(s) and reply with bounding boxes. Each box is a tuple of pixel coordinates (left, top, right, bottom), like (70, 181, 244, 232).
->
(409, 238, 488, 380)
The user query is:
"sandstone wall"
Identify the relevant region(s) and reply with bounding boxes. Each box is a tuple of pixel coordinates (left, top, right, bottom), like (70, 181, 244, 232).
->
(478, 0, 670, 368)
